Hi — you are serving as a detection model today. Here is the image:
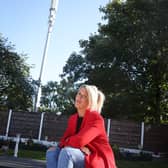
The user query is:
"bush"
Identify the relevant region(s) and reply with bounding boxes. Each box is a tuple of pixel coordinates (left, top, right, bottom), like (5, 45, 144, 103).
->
(111, 144, 153, 161)
(111, 144, 122, 159)
(0, 138, 47, 152)
(119, 150, 153, 161)
(19, 139, 47, 151)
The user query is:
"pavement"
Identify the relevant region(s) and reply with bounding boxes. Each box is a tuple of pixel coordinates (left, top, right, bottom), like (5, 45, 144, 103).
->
(0, 156, 46, 168)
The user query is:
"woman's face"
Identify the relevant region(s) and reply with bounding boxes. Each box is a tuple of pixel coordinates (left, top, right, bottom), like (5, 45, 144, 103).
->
(75, 87, 89, 111)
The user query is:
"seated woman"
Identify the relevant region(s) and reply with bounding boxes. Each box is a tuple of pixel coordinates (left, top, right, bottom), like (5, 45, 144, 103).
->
(46, 84, 117, 168)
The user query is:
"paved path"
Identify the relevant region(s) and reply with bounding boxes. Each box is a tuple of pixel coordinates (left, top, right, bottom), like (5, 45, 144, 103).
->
(0, 156, 46, 168)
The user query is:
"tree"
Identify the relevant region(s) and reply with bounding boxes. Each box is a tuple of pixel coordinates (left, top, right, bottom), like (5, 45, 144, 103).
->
(0, 34, 35, 111)
(99, 0, 168, 123)
(60, 0, 168, 123)
(40, 79, 76, 115)
(61, 52, 87, 83)
(40, 81, 58, 112)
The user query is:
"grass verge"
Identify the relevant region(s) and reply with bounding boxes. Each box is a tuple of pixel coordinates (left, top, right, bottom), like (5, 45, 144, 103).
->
(116, 159, 168, 168)
(1, 149, 168, 168)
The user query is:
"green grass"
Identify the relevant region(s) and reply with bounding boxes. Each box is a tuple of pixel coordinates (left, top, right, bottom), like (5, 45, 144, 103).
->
(18, 149, 46, 160)
(0, 149, 46, 160)
(1, 149, 168, 168)
(116, 159, 168, 168)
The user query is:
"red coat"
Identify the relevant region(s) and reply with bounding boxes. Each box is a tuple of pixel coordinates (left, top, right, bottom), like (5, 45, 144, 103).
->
(59, 109, 116, 168)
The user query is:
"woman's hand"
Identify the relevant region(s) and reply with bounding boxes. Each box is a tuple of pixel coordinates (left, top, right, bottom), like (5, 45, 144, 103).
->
(81, 146, 91, 155)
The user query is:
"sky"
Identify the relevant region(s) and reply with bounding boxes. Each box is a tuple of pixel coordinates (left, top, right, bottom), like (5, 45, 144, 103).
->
(0, 0, 110, 84)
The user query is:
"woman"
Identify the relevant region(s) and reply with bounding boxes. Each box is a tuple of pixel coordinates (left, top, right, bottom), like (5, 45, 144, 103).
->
(46, 84, 116, 168)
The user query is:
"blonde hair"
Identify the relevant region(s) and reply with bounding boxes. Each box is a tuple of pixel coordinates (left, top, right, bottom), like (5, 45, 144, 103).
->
(97, 90, 105, 112)
(79, 85, 105, 113)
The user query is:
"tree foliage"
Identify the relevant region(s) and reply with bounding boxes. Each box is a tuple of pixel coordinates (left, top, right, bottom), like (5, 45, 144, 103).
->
(99, 0, 168, 123)
(0, 34, 35, 111)
(39, 0, 168, 123)
(40, 79, 77, 115)
(57, 0, 168, 123)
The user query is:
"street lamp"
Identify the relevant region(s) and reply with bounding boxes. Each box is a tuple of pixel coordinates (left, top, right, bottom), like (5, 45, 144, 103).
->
(34, 0, 59, 112)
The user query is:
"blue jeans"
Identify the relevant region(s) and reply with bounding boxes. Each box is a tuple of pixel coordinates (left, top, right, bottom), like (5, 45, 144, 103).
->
(46, 146, 85, 168)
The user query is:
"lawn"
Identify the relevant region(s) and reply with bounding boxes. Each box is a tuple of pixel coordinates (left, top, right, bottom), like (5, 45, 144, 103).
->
(0, 149, 46, 160)
(116, 159, 168, 168)
(1, 149, 168, 168)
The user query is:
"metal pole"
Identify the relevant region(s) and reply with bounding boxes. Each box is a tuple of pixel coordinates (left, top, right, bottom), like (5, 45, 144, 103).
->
(107, 119, 111, 138)
(140, 122, 144, 149)
(5, 109, 12, 138)
(38, 112, 45, 141)
(14, 134, 21, 157)
(34, 0, 59, 112)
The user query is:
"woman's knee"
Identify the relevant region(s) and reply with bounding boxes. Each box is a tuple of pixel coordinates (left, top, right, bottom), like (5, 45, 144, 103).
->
(59, 147, 78, 161)
(59, 147, 84, 160)
(46, 147, 57, 159)
(47, 146, 56, 152)
(59, 147, 71, 157)
(46, 148, 58, 168)
(46, 149, 55, 158)
(58, 147, 85, 168)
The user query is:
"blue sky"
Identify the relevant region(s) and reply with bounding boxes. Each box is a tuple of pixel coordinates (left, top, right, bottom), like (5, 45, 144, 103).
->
(0, 0, 110, 84)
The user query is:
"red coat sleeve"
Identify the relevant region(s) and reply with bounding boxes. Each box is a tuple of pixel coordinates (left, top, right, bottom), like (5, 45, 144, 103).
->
(63, 113, 104, 148)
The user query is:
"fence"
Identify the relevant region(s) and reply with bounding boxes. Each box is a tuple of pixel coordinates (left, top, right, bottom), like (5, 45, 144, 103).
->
(0, 110, 168, 153)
